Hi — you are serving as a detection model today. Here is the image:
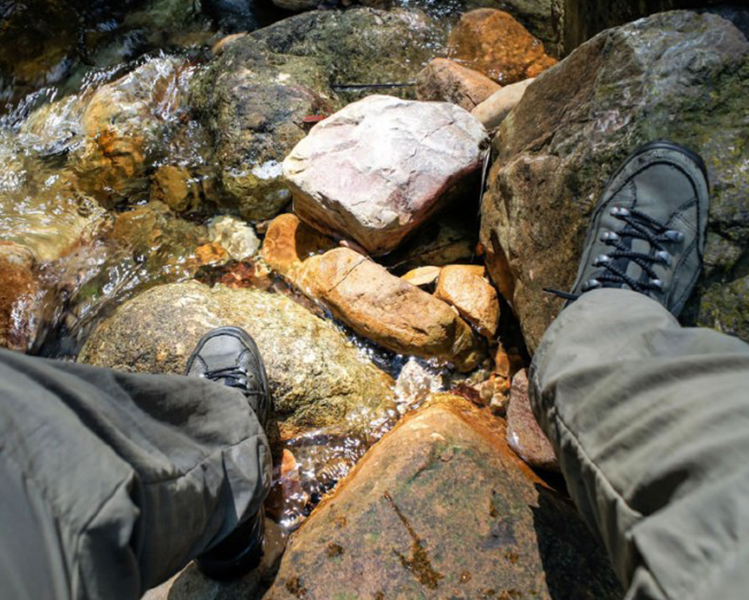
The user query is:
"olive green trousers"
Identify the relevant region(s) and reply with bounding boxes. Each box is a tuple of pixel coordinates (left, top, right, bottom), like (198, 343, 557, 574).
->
(531, 288, 749, 600)
(0, 349, 271, 600)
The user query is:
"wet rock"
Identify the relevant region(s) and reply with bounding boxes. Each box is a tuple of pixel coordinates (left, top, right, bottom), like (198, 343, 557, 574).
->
(480, 10, 749, 350)
(401, 266, 441, 290)
(416, 58, 501, 112)
(506, 370, 558, 471)
(79, 281, 396, 434)
(394, 357, 446, 409)
(448, 9, 557, 84)
(191, 8, 447, 221)
(201, 0, 257, 32)
(472, 77, 534, 130)
(208, 216, 260, 261)
(150, 166, 202, 214)
(303, 248, 486, 371)
(265, 394, 621, 600)
(435, 265, 499, 338)
(284, 95, 487, 255)
(271, 0, 318, 10)
(0, 128, 105, 261)
(72, 57, 187, 207)
(0, 243, 41, 352)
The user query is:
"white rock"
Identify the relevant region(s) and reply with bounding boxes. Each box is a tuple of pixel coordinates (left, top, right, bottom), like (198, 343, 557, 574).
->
(471, 78, 535, 130)
(283, 95, 487, 255)
(208, 216, 260, 261)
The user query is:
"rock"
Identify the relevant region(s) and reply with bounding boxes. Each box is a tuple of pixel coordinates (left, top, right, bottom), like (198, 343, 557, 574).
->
(150, 165, 202, 214)
(448, 9, 557, 85)
(261, 213, 337, 282)
(506, 370, 558, 470)
(208, 216, 260, 261)
(264, 394, 621, 600)
(401, 266, 441, 290)
(435, 265, 500, 338)
(142, 518, 285, 600)
(201, 0, 257, 32)
(416, 58, 501, 112)
(394, 357, 446, 409)
(79, 281, 396, 434)
(73, 57, 188, 207)
(0, 129, 105, 261)
(480, 10, 749, 351)
(0, 243, 41, 352)
(303, 248, 486, 371)
(284, 95, 487, 255)
(472, 77, 534, 129)
(191, 8, 447, 220)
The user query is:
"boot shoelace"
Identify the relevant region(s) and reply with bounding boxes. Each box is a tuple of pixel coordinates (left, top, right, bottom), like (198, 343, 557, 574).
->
(547, 206, 684, 302)
(203, 366, 252, 391)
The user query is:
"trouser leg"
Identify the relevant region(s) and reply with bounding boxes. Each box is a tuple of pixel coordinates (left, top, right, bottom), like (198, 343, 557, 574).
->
(530, 288, 749, 600)
(0, 348, 271, 600)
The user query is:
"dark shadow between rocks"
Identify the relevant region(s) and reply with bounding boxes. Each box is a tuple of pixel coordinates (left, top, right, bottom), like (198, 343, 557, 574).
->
(531, 484, 623, 600)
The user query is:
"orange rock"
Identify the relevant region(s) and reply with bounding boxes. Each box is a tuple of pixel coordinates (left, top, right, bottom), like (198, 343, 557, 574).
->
(0, 243, 40, 351)
(447, 9, 557, 85)
(194, 242, 229, 265)
(261, 213, 337, 281)
(151, 165, 201, 213)
(434, 264, 500, 338)
(416, 58, 501, 111)
(305, 248, 485, 372)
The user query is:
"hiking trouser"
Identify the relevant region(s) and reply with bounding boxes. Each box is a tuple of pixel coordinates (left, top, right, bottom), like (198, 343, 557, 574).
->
(530, 288, 749, 600)
(0, 348, 272, 600)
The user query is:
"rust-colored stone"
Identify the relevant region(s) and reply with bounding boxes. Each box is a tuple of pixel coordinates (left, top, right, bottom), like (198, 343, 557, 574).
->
(0, 243, 40, 351)
(265, 394, 620, 599)
(447, 9, 557, 85)
(435, 265, 500, 338)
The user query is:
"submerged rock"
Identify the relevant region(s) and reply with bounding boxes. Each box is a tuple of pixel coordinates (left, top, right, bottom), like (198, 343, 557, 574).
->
(284, 95, 487, 255)
(0, 243, 41, 352)
(416, 58, 501, 111)
(447, 9, 557, 84)
(208, 216, 260, 261)
(480, 10, 749, 350)
(265, 394, 621, 599)
(79, 281, 395, 434)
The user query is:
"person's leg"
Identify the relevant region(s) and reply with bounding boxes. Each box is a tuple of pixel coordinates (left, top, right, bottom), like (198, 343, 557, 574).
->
(530, 288, 749, 600)
(0, 339, 271, 600)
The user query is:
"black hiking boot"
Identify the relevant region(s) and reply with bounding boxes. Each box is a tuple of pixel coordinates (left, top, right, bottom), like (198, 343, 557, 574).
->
(185, 326, 271, 580)
(551, 141, 710, 316)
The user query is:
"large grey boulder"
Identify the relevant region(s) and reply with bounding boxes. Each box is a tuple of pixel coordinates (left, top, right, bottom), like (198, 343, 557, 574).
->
(480, 10, 749, 351)
(284, 95, 487, 255)
(79, 281, 396, 435)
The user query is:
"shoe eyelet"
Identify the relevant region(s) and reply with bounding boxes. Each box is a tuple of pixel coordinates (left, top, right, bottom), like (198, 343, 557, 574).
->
(582, 279, 602, 292)
(600, 231, 620, 243)
(655, 250, 672, 266)
(664, 230, 685, 243)
(593, 254, 611, 267)
(650, 279, 664, 291)
(610, 207, 630, 217)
